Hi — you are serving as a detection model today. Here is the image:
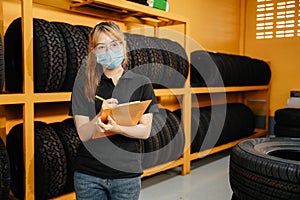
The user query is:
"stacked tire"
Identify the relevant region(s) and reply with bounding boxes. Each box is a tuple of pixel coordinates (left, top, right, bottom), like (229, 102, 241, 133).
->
(0, 34, 4, 93)
(0, 137, 10, 200)
(142, 108, 185, 169)
(230, 137, 300, 200)
(6, 119, 81, 199)
(4, 18, 189, 92)
(190, 50, 271, 87)
(174, 103, 255, 153)
(6, 113, 184, 197)
(124, 33, 188, 89)
(49, 118, 81, 194)
(274, 108, 300, 138)
(4, 18, 89, 92)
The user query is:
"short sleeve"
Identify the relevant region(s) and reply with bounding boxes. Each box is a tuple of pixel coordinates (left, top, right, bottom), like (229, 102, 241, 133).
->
(70, 65, 92, 117)
(141, 78, 159, 114)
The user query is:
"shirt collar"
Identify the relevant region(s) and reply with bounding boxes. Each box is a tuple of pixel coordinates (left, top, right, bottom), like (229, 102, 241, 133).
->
(100, 69, 135, 81)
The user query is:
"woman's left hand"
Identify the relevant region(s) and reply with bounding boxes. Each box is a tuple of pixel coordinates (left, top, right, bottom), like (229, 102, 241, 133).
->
(97, 115, 120, 133)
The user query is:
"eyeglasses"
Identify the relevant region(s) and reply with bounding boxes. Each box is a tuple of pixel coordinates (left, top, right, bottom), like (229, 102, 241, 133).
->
(94, 41, 123, 54)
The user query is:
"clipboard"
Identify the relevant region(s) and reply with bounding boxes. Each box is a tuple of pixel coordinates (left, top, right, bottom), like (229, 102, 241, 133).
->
(100, 99, 152, 126)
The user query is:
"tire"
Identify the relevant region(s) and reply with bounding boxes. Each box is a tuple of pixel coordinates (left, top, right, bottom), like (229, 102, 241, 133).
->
(142, 112, 162, 169)
(52, 22, 88, 91)
(190, 50, 221, 87)
(190, 50, 271, 87)
(125, 33, 187, 89)
(158, 38, 188, 88)
(230, 137, 300, 200)
(50, 118, 81, 193)
(6, 122, 67, 200)
(275, 108, 300, 128)
(33, 18, 67, 92)
(231, 193, 241, 200)
(0, 137, 10, 200)
(4, 18, 23, 92)
(74, 25, 92, 42)
(274, 124, 300, 138)
(5, 18, 67, 92)
(167, 110, 185, 162)
(188, 103, 255, 152)
(0, 34, 4, 93)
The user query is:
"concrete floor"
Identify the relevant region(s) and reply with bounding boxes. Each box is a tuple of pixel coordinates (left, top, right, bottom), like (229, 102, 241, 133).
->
(140, 150, 233, 200)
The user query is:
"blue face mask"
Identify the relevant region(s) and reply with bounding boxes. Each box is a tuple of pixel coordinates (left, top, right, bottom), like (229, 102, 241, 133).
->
(96, 48, 124, 69)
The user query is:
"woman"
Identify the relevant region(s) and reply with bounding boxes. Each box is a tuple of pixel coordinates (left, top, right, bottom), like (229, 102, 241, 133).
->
(71, 21, 158, 200)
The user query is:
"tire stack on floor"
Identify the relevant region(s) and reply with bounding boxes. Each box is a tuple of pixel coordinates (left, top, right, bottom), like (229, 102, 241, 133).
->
(274, 108, 300, 138)
(230, 137, 300, 200)
(6, 119, 80, 200)
(0, 137, 10, 200)
(190, 50, 271, 87)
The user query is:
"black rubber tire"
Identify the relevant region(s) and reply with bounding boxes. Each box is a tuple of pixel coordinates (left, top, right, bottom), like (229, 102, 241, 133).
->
(49, 118, 81, 193)
(124, 33, 187, 89)
(274, 124, 300, 138)
(142, 112, 162, 169)
(6, 122, 67, 200)
(0, 137, 10, 200)
(4, 18, 23, 92)
(275, 108, 300, 128)
(33, 18, 67, 92)
(167, 110, 185, 162)
(158, 38, 188, 88)
(190, 50, 271, 87)
(188, 103, 255, 153)
(74, 25, 92, 42)
(230, 137, 300, 200)
(190, 50, 221, 87)
(0, 34, 4, 93)
(231, 193, 241, 200)
(52, 22, 88, 91)
(4, 18, 67, 92)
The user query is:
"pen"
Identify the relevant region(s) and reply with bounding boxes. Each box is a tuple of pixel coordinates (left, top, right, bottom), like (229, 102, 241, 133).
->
(95, 95, 105, 101)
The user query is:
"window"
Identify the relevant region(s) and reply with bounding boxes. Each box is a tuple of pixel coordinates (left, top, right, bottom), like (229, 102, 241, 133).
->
(256, 0, 300, 39)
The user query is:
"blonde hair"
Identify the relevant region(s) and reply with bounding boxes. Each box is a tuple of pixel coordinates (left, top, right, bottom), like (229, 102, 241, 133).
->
(85, 21, 128, 102)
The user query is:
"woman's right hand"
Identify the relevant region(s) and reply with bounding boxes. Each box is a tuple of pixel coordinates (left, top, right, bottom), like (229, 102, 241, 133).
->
(101, 98, 118, 110)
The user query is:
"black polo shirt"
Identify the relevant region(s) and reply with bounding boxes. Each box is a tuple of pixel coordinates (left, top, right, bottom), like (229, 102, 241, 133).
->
(71, 64, 158, 178)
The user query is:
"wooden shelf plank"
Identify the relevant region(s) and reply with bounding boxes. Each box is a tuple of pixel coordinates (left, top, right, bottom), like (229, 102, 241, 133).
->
(0, 94, 26, 105)
(33, 92, 71, 103)
(154, 88, 187, 96)
(192, 85, 270, 94)
(50, 192, 76, 200)
(142, 157, 184, 177)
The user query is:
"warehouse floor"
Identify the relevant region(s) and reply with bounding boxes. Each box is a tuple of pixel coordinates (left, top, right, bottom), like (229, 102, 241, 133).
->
(140, 150, 233, 200)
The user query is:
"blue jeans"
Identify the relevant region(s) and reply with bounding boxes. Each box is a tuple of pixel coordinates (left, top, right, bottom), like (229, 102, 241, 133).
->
(74, 171, 141, 200)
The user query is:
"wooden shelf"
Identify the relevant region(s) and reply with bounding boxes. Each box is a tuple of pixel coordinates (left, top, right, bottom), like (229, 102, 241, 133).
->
(1, 1, 271, 199)
(0, 85, 269, 105)
(33, 0, 188, 27)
